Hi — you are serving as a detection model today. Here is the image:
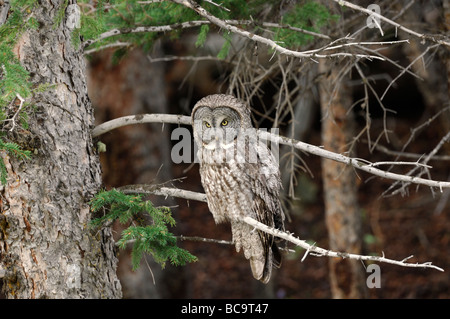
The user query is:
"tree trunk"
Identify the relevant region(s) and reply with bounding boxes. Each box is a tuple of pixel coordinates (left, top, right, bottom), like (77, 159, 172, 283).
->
(0, 1, 122, 298)
(319, 60, 367, 299)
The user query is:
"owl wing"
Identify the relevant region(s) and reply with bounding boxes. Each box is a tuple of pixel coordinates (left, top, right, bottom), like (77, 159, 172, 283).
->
(253, 142, 285, 233)
(243, 143, 285, 282)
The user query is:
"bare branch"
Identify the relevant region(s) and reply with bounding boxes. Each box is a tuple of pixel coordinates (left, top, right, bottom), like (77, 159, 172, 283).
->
(354, 61, 395, 147)
(91, 113, 190, 137)
(92, 113, 450, 190)
(83, 20, 211, 48)
(235, 20, 331, 40)
(300, 38, 409, 56)
(365, 161, 432, 169)
(3, 94, 26, 132)
(113, 185, 444, 271)
(202, 0, 230, 12)
(396, 106, 450, 158)
(147, 54, 234, 64)
(264, 130, 450, 190)
(380, 44, 441, 100)
(137, 0, 166, 4)
(177, 234, 296, 253)
(383, 130, 450, 196)
(116, 184, 444, 272)
(331, 0, 450, 46)
(242, 216, 444, 272)
(118, 183, 208, 202)
(178, 235, 232, 246)
(84, 41, 132, 55)
(369, 143, 450, 162)
(83, 17, 333, 53)
(120, 235, 233, 247)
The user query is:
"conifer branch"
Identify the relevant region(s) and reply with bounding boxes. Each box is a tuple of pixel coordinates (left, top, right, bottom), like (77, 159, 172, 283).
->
(82, 18, 331, 51)
(81, 0, 444, 61)
(89, 189, 197, 269)
(83, 20, 211, 48)
(170, 0, 385, 61)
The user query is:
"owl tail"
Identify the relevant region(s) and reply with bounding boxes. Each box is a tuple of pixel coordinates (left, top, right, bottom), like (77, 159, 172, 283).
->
(231, 221, 281, 284)
(250, 241, 282, 284)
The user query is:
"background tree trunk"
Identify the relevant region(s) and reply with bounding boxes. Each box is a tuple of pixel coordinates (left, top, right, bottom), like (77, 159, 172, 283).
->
(319, 60, 367, 299)
(0, 1, 122, 298)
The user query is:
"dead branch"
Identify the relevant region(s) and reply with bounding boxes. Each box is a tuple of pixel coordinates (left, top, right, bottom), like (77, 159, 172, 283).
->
(92, 113, 450, 190)
(91, 114, 191, 137)
(117, 184, 444, 272)
(331, 0, 450, 47)
(242, 216, 443, 272)
(118, 183, 207, 202)
(83, 20, 211, 48)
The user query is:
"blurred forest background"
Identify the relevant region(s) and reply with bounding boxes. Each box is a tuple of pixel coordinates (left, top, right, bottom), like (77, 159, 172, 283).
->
(86, 0, 449, 298)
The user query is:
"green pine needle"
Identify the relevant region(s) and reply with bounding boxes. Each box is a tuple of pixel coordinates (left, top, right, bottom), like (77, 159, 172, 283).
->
(0, 139, 32, 185)
(195, 24, 210, 48)
(90, 189, 197, 270)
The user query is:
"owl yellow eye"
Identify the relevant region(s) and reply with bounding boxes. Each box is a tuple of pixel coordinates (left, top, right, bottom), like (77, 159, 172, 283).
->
(204, 121, 211, 128)
(221, 119, 228, 126)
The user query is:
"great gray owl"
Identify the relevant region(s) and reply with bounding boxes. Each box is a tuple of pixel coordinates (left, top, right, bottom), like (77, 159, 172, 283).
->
(191, 94, 285, 284)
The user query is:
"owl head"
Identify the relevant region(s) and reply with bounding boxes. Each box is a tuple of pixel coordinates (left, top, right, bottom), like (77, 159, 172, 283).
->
(191, 94, 253, 149)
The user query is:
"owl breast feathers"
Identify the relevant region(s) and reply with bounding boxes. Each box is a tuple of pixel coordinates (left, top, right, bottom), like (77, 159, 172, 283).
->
(191, 94, 285, 284)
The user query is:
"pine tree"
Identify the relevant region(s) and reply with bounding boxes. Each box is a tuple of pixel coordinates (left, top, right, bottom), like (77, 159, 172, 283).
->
(0, 0, 122, 298)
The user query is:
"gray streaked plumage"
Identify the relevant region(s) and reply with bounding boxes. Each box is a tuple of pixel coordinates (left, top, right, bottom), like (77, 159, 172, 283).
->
(191, 94, 285, 283)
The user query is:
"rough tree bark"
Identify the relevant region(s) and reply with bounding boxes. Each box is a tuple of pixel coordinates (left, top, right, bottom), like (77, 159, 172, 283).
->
(319, 60, 367, 299)
(0, 1, 122, 298)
